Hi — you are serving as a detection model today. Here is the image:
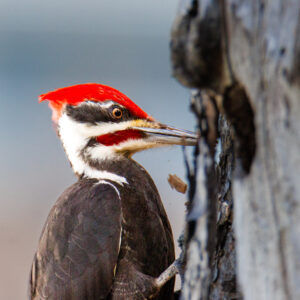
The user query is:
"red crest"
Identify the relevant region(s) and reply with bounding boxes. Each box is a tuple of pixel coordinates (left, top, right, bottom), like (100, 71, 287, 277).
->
(39, 83, 150, 122)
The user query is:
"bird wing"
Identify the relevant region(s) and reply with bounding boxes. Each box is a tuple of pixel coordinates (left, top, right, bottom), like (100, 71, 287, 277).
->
(29, 179, 122, 300)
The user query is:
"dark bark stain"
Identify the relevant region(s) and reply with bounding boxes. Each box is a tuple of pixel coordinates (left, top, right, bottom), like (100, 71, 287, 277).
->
(170, 0, 224, 92)
(223, 83, 256, 175)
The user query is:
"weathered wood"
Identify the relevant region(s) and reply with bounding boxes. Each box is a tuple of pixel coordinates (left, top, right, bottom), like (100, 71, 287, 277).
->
(227, 1, 300, 299)
(180, 91, 219, 300)
(170, 0, 300, 299)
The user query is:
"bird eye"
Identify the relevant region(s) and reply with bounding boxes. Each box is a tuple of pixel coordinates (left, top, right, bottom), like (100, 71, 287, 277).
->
(112, 107, 123, 119)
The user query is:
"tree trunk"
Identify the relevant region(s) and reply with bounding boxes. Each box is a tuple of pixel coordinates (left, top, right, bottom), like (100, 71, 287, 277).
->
(170, 1, 300, 299)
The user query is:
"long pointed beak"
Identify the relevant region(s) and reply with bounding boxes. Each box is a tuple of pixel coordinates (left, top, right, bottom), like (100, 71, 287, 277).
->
(131, 122, 198, 146)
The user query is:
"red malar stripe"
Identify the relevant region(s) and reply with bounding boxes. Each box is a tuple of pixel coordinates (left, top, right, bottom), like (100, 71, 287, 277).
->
(96, 130, 143, 146)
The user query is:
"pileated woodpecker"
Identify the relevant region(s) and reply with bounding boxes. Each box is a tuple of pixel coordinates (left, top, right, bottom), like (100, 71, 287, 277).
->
(29, 83, 197, 300)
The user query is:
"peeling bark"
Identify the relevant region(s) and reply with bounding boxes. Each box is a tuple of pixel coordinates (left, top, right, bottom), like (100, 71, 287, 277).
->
(170, 0, 300, 299)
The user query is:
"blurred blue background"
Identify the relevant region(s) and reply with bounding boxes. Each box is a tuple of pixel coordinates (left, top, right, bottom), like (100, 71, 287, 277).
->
(0, 1, 195, 298)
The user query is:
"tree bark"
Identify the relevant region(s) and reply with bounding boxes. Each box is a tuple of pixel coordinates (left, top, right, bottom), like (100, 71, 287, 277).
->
(170, 1, 300, 299)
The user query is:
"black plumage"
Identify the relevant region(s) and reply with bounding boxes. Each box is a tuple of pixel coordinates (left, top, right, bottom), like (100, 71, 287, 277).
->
(30, 159, 175, 300)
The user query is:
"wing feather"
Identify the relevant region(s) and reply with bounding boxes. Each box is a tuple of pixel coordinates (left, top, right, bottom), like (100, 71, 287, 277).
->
(30, 179, 122, 300)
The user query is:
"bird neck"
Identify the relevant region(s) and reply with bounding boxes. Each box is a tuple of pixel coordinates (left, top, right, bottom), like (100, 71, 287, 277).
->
(58, 115, 128, 186)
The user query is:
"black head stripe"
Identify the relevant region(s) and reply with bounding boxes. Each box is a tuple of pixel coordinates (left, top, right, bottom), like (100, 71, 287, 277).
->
(65, 101, 138, 125)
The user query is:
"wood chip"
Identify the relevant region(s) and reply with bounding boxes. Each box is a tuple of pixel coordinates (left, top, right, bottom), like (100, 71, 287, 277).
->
(168, 174, 187, 194)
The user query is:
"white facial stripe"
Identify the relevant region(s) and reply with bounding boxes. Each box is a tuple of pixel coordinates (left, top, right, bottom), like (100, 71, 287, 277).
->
(78, 100, 125, 110)
(58, 113, 127, 185)
(98, 101, 125, 109)
(86, 138, 161, 161)
(59, 114, 89, 175)
(60, 113, 134, 137)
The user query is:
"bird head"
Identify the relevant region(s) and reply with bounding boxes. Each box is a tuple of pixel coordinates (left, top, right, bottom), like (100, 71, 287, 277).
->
(40, 83, 197, 180)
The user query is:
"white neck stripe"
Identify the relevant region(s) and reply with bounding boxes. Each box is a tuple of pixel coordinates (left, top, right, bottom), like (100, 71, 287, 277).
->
(83, 167, 127, 185)
(58, 113, 128, 185)
(95, 180, 121, 199)
(78, 100, 125, 110)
